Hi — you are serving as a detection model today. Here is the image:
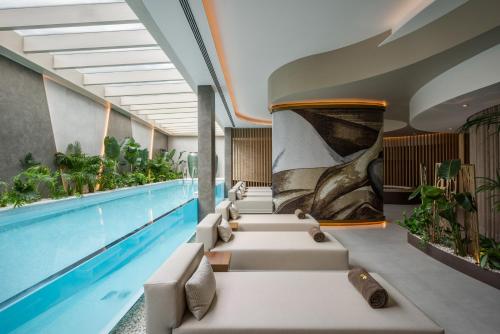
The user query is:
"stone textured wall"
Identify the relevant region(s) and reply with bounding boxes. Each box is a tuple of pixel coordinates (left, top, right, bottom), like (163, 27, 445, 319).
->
(152, 131, 168, 154)
(107, 109, 132, 143)
(0, 55, 57, 181)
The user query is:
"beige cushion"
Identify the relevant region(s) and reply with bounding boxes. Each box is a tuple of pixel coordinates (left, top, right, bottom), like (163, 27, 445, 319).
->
(174, 271, 443, 334)
(144, 242, 203, 334)
(229, 204, 240, 220)
(215, 200, 231, 221)
(185, 256, 216, 320)
(228, 189, 237, 202)
(196, 213, 222, 251)
(211, 231, 348, 270)
(236, 190, 243, 200)
(233, 214, 320, 231)
(235, 196, 273, 213)
(217, 218, 232, 242)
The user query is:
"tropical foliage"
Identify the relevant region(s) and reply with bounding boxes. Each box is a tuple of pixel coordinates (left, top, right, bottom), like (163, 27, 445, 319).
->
(0, 136, 185, 208)
(398, 160, 477, 256)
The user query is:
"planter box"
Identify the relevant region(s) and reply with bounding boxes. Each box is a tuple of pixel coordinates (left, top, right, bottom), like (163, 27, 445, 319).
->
(407, 232, 500, 289)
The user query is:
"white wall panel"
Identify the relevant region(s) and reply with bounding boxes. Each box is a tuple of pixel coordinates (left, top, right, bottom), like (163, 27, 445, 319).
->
(44, 78, 106, 156)
(131, 120, 153, 152)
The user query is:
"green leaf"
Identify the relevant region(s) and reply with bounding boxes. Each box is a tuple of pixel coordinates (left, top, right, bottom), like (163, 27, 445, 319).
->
(421, 185, 444, 200)
(455, 192, 477, 212)
(408, 185, 422, 200)
(437, 159, 461, 180)
(104, 136, 120, 161)
(480, 254, 488, 268)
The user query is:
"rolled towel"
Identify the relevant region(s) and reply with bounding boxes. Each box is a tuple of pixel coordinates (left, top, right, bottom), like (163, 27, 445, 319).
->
(308, 227, 325, 242)
(294, 208, 306, 219)
(347, 267, 388, 309)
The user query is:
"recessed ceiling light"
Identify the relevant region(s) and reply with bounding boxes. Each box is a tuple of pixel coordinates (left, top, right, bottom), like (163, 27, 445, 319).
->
(462, 103, 469, 108)
(448, 127, 453, 130)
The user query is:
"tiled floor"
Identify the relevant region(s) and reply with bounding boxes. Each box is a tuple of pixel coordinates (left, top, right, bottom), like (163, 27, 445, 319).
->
(112, 205, 500, 334)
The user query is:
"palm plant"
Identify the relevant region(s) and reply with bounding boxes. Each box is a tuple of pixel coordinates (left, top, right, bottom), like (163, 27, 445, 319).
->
(55, 142, 102, 194)
(476, 169, 500, 211)
(459, 109, 500, 133)
(120, 137, 142, 172)
(479, 236, 500, 270)
(19, 152, 40, 169)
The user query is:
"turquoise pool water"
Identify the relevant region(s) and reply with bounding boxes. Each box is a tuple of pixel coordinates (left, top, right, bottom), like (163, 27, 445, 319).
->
(0, 179, 224, 333)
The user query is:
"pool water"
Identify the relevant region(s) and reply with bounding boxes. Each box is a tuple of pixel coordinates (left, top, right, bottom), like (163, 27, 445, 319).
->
(0, 180, 224, 333)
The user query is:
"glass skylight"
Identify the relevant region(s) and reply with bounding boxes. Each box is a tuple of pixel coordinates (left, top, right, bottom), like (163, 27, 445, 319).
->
(0, 0, 122, 10)
(78, 64, 175, 74)
(51, 47, 160, 55)
(17, 23, 144, 36)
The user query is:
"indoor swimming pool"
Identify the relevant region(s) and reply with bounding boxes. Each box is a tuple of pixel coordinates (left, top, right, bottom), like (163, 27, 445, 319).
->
(0, 179, 224, 333)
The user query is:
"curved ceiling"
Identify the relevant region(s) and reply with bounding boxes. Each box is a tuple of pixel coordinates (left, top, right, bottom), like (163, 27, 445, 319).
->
(200, 0, 429, 123)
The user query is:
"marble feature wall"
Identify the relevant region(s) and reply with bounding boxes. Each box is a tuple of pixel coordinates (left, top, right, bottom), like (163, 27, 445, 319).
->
(272, 107, 384, 221)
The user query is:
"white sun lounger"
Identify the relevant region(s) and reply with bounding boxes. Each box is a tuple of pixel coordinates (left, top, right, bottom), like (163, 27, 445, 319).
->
(144, 243, 444, 334)
(196, 213, 347, 271)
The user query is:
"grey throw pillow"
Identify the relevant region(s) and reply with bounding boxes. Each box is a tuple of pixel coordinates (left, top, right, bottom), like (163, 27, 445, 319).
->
(185, 256, 216, 320)
(229, 204, 240, 220)
(236, 190, 243, 200)
(217, 218, 232, 242)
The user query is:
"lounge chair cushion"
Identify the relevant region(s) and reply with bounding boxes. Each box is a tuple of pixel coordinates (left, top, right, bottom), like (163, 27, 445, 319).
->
(235, 196, 273, 214)
(196, 213, 222, 251)
(233, 214, 319, 231)
(229, 204, 240, 220)
(185, 256, 216, 320)
(174, 271, 443, 334)
(211, 231, 348, 270)
(215, 200, 231, 221)
(217, 218, 232, 242)
(144, 243, 203, 334)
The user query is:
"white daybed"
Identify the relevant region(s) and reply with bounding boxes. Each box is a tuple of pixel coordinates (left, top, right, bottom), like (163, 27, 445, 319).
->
(196, 213, 348, 270)
(144, 243, 444, 334)
(216, 200, 319, 231)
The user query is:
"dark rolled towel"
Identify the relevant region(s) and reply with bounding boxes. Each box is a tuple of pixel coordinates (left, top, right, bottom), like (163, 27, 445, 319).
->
(294, 208, 306, 219)
(348, 267, 388, 309)
(308, 227, 325, 242)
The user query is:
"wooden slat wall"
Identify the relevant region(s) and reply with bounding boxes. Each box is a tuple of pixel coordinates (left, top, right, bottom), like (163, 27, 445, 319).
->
(383, 133, 461, 188)
(468, 105, 500, 241)
(232, 128, 272, 187)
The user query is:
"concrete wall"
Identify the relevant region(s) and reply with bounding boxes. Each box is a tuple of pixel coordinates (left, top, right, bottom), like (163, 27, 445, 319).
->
(131, 119, 152, 151)
(167, 136, 224, 178)
(0, 55, 57, 181)
(44, 78, 107, 155)
(107, 109, 132, 143)
(152, 130, 168, 154)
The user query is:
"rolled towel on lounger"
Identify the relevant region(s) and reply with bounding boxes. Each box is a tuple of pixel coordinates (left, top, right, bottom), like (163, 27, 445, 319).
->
(348, 267, 388, 309)
(294, 208, 306, 219)
(308, 226, 325, 242)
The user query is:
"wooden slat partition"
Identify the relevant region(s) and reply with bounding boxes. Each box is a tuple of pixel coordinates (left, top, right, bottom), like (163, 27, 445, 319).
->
(383, 133, 461, 188)
(232, 128, 272, 187)
(468, 105, 500, 241)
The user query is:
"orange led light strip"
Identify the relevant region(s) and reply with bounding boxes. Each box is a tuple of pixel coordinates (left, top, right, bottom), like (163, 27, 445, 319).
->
(270, 98, 387, 112)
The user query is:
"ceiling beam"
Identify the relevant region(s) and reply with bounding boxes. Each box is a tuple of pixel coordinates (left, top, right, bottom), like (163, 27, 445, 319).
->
(129, 102, 197, 111)
(121, 93, 197, 105)
(24, 30, 156, 53)
(105, 82, 191, 97)
(0, 3, 138, 30)
(146, 114, 197, 120)
(83, 68, 182, 85)
(136, 108, 197, 115)
(53, 49, 168, 69)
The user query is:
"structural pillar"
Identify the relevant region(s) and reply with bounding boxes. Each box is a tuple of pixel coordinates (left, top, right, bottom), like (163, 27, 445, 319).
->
(197, 85, 216, 221)
(224, 127, 232, 197)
